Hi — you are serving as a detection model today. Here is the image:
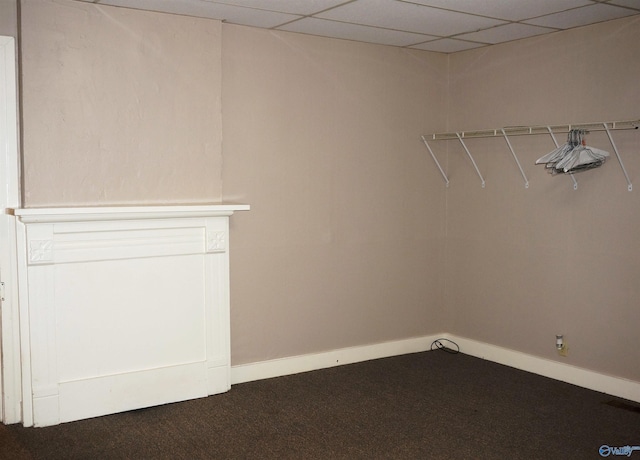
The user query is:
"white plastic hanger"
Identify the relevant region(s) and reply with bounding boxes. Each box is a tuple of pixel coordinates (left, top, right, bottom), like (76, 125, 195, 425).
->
(536, 129, 608, 175)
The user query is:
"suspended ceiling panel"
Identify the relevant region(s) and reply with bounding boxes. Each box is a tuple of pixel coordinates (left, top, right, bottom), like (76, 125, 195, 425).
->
(75, 0, 640, 53)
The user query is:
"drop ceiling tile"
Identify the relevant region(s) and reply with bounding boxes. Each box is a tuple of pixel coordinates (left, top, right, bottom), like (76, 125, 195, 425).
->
(410, 38, 487, 53)
(98, 0, 301, 27)
(608, 0, 640, 9)
(405, 0, 593, 21)
(457, 23, 557, 44)
(205, 0, 349, 16)
(97, 0, 213, 18)
(278, 17, 437, 47)
(316, 0, 507, 36)
(524, 3, 638, 29)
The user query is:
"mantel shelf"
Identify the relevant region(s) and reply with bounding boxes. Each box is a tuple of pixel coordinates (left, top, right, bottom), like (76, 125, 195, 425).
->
(12, 203, 250, 223)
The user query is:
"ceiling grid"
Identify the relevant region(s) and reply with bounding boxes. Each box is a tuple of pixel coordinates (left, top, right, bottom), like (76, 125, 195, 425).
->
(76, 0, 640, 52)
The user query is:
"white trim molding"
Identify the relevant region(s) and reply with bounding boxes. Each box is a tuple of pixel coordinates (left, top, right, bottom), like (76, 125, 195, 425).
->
(231, 333, 640, 403)
(0, 34, 21, 425)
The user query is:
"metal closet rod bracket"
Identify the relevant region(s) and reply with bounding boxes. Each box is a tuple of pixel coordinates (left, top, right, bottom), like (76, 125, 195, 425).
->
(456, 132, 485, 188)
(422, 119, 639, 190)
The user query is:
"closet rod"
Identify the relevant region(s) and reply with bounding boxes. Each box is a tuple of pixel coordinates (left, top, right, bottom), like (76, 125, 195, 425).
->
(424, 119, 639, 141)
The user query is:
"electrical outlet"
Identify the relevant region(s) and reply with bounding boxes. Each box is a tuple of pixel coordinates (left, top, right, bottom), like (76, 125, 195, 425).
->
(556, 334, 568, 357)
(558, 344, 568, 357)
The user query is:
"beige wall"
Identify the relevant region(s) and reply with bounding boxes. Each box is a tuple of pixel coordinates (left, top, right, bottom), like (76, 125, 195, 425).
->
(14, 0, 640, 383)
(20, 0, 223, 205)
(446, 15, 640, 381)
(0, 0, 18, 37)
(18, 1, 449, 366)
(221, 25, 449, 364)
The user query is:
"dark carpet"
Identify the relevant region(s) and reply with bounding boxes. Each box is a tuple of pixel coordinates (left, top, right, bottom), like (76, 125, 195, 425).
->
(1, 351, 639, 459)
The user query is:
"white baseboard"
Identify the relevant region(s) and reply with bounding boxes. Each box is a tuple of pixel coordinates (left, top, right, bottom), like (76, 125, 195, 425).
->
(445, 334, 640, 403)
(231, 333, 640, 403)
(230, 334, 444, 385)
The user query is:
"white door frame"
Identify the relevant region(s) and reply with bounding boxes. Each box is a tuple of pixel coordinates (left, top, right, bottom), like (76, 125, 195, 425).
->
(0, 35, 22, 424)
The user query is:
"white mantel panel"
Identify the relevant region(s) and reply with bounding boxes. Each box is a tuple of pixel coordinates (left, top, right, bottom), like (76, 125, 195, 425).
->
(55, 255, 207, 382)
(14, 204, 248, 426)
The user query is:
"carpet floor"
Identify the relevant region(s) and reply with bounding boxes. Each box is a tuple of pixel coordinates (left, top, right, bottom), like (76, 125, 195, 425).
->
(1, 351, 638, 459)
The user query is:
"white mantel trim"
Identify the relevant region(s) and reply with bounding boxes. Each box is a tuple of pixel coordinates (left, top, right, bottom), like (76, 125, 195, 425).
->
(1, 35, 21, 425)
(13, 204, 250, 223)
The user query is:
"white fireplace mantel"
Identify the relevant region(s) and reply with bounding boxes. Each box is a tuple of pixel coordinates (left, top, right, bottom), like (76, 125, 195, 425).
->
(12, 203, 249, 427)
